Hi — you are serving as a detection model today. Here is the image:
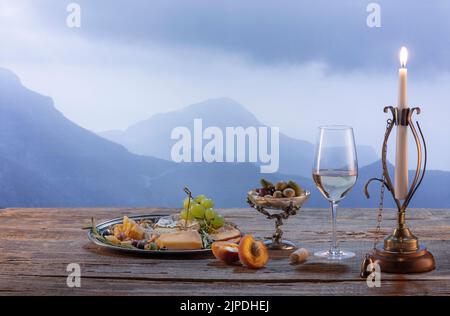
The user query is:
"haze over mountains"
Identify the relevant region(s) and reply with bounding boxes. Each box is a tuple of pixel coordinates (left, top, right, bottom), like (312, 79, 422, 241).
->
(99, 98, 379, 177)
(0, 67, 177, 207)
(1, 67, 449, 209)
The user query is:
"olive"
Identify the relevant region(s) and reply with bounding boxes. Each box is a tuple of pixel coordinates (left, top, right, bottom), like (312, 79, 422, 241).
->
(131, 240, 138, 247)
(101, 229, 112, 237)
(260, 178, 274, 189)
(288, 180, 304, 196)
(275, 181, 288, 191)
(273, 190, 283, 198)
(283, 188, 296, 198)
(136, 240, 146, 249)
(146, 242, 157, 250)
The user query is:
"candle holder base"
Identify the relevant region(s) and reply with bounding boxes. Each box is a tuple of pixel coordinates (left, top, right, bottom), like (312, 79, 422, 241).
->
(372, 245, 435, 274)
(383, 226, 419, 252)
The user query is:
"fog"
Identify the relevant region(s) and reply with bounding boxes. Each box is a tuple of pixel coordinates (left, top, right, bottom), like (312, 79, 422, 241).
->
(1, 0, 449, 170)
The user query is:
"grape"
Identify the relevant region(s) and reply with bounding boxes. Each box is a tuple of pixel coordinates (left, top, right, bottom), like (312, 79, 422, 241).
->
(194, 194, 206, 203)
(201, 198, 214, 209)
(258, 188, 268, 197)
(190, 204, 206, 219)
(183, 197, 195, 209)
(211, 214, 225, 229)
(205, 208, 216, 221)
(180, 209, 194, 220)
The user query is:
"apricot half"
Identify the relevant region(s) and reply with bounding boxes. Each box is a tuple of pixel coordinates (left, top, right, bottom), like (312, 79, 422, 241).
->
(212, 241, 240, 264)
(238, 235, 269, 269)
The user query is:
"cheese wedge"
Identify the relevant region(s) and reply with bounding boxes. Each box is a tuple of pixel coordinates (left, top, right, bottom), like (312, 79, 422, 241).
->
(156, 230, 203, 250)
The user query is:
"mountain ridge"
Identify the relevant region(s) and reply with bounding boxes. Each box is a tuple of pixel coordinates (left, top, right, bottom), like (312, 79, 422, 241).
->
(1, 67, 449, 208)
(0, 67, 177, 207)
(99, 97, 379, 176)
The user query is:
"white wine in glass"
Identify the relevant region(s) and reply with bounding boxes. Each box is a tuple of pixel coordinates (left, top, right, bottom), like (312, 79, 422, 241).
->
(312, 170, 357, 202)
(312, 126, 358, 260)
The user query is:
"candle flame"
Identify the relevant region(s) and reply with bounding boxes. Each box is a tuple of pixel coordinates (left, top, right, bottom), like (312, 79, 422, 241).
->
(400, 47, 408, 67)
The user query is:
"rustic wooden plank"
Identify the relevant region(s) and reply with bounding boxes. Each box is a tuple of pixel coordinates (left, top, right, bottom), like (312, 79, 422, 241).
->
(0, 207, 449, 295)
(1, 276, 450, 296)
(1, 242, 449, 284)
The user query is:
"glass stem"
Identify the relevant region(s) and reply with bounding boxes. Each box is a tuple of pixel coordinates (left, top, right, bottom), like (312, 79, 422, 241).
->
(330, 201, 339, 254)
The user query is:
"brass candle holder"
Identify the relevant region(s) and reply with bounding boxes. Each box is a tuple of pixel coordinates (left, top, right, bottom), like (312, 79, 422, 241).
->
(364, 105, 435, 274)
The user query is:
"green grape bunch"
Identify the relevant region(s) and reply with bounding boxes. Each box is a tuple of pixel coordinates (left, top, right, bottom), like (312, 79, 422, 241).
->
(180, 191, 224, 230)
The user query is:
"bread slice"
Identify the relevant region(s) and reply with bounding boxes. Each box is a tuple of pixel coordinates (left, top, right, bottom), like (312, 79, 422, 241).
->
(156, 230, 203, 250)
(209, 224, 241, 242)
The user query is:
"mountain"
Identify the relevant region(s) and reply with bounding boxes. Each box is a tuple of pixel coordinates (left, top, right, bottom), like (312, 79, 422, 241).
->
(0, 68, 312, 208)
(2, 67, 449, 209)
(356, 145, 379, 168)
(0, 67, 176, 207)
(99, 98, 379, 177)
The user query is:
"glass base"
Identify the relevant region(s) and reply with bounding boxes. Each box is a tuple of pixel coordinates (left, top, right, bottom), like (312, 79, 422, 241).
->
(314, 249, 355, 260)
(263, 239, 296, 250)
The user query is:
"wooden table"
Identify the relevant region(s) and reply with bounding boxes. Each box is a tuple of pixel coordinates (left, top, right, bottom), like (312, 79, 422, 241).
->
(0, 207, 449, 296)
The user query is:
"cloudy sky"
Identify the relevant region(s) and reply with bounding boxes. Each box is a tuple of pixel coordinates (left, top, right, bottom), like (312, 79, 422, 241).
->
(1, 0, 450, 170)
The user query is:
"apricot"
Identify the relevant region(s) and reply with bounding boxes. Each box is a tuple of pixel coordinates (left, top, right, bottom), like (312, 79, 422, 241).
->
(238, 235, 269, 269)
(212, 241, 240, 264)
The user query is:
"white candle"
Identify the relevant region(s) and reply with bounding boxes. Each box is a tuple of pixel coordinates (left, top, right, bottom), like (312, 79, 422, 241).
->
(394, 47, 409, 200)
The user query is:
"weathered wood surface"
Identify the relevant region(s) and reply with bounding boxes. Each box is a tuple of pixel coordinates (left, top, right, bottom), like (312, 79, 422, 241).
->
(0, 207, 449, 295)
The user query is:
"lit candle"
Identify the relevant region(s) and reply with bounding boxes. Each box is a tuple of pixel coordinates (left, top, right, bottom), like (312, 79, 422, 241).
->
(394, 47, 409, 200)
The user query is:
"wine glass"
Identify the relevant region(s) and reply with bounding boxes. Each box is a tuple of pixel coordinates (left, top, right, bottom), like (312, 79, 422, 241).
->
(312, 126, 358, 260)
